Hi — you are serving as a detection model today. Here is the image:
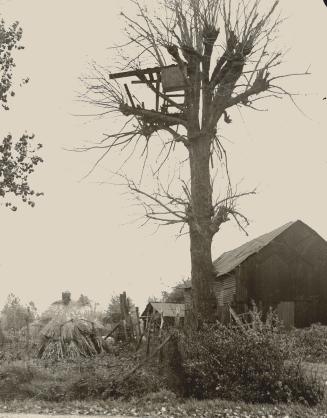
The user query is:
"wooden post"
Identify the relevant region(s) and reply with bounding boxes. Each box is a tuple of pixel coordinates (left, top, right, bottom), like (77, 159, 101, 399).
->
(146, 324, 151, 357)
(175, 306, 180, 328)
(146, 313, 154, 357)
(126, 296, 135, 340)
(135, 307, 142, 339)
(120, 294, 128, 341)
(159, 312, 164, 338)
(120, 335, 172, 384)
(158, 312, 164, 363)
(26, 307, 31, 360)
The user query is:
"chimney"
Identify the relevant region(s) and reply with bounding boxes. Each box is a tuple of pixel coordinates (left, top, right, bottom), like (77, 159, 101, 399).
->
(62, 291, 71, 305)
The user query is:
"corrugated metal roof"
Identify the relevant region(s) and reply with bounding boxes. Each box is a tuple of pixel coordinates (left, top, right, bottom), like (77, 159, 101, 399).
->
(213, 221, 296, 278)
(143, 302, 185, 318)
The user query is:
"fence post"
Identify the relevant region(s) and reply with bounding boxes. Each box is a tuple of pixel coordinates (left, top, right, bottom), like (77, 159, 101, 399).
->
(26, 307, 31, 361)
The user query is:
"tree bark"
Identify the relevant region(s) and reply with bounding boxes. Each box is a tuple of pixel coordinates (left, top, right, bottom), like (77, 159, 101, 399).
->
(188, 132, 217, 323)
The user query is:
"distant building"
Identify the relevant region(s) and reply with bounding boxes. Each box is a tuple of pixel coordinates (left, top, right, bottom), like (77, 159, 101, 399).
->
(141, 302, 185, 328)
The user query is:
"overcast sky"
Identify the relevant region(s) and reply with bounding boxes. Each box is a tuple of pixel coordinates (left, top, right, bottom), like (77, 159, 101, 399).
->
(0, 0, 326, 314)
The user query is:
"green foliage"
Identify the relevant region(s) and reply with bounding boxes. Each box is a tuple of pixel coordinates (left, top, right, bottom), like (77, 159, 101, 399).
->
(0, 354, 163, 402)
(288, 324, 327, 363)
(175, 316, 324, 405)
(0, 18, 43, 210)
(0, 134, 43, 210)
(0, 361, 34, 399)
(161, 278, 190, 303)
(0, 19, 25, 110)
(69, 367, 161, 400)
(104, 295, 134, 325)
(1, 293, 37, 333)
(77, 294, 91, 307)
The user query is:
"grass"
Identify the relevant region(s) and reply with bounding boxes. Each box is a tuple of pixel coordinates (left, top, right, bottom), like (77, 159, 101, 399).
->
(0, 395, 326, 417)
(1, 324, 327, 416)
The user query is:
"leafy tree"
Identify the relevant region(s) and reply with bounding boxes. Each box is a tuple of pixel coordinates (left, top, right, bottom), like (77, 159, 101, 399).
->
(0, 19, 25, 111)
(27, 300, 38, 320)
(161, 278, 191, 303)
(0, 19, 43, 210)
(0, 134, 43, 210)
(77, 294, 92, 307)
(81, 0, 306, 322)
(104, 294, 134, 324)
(1, 293, 36, 334)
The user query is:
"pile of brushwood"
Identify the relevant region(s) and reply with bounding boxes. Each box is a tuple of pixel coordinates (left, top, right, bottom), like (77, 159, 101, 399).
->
(168, 311, 325, 406)
(38, 319, 109, 360)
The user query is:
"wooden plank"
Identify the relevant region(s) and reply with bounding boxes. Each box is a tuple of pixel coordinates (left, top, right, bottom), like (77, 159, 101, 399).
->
(277, 301, 294, 328)
(229, 306, 246, 332)
(104, 322, 120, 340)
(131, 80, 158, 84)
(124, 84, 135, 108)
(165, 93, 185, 97)
(109, 65, 174, 80)
(155, 77, 160, 112)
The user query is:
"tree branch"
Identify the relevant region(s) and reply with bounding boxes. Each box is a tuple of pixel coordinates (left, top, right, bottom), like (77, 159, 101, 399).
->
(119, 103, 187, 128)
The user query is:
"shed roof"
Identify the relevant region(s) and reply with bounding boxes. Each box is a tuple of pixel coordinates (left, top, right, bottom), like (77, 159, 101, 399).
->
(141, 302, 185, 318)
(213, 221, 297, 278)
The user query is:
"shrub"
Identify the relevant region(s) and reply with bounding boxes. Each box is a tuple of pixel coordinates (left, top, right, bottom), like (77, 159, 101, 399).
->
(282, 363, 324, 406)
(289, 325, 327, 363)
(0, 361, 34, 399)
(174, 317, 324, 405)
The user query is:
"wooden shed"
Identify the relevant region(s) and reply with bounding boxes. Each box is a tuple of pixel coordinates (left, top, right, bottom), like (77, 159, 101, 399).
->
(209, 220, 327, 327)
(141, 302, 185, 329)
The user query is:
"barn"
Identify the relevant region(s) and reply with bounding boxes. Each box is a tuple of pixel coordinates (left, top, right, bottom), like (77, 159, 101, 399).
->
(209, 220, 327, 327)
(183, 220, 327, 328)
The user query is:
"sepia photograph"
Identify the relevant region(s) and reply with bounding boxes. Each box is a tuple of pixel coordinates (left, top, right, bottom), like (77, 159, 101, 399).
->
(0, 0, 327, 417)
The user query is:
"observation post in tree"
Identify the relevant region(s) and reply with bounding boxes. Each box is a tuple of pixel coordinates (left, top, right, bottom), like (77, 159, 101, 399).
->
(82, 0, 306, 324)
(109, 64, 187, 125)
(110, 62, 220, 322)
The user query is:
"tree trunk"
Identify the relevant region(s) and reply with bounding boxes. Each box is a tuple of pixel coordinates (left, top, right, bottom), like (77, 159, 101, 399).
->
(188, 133, 217, 323)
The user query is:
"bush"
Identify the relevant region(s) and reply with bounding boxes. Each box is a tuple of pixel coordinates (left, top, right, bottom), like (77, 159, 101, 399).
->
(289, 325, 327, 363)
(0, 361, 34, 399)
(282, 363, 325, 406)
(0, 350, 166, 402)
(174, 317, 324, 405)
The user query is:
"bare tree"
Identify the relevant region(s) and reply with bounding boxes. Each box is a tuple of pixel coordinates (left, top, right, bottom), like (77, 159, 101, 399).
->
(79, 0, 307, 322)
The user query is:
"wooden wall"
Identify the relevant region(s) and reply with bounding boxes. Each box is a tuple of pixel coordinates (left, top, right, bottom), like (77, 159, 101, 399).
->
(214, 222, 327, 327)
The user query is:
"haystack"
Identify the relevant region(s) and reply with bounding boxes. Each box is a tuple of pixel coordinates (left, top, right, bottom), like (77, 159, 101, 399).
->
(38, 291, 108, 360)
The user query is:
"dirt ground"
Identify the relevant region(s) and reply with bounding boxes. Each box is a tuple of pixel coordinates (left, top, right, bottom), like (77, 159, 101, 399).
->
(0, 415, 134, 418)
